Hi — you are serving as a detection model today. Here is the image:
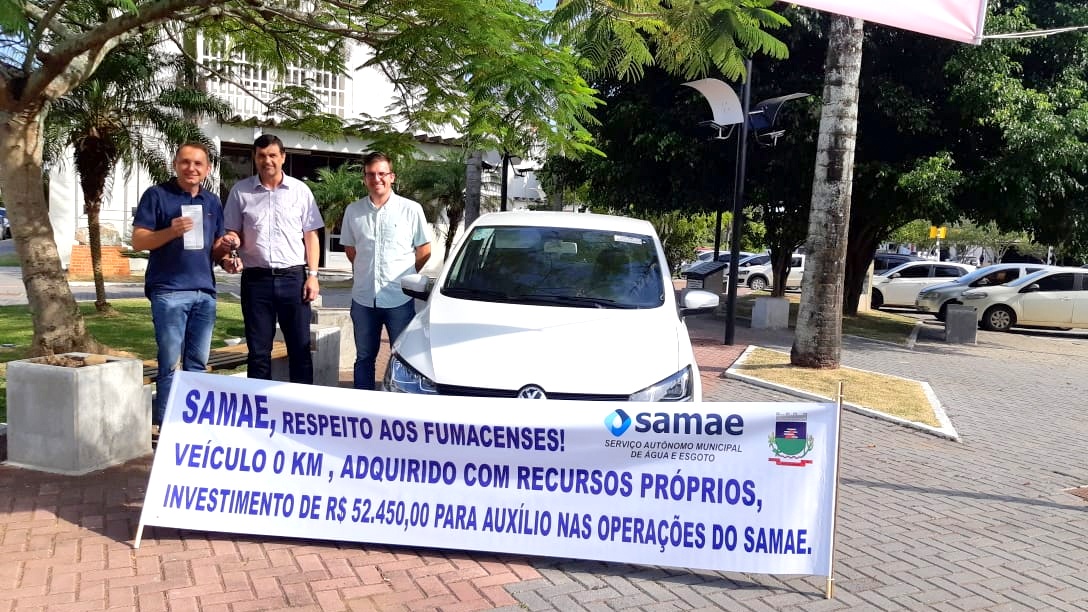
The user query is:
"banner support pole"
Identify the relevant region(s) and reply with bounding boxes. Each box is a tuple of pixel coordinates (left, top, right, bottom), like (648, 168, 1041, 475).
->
(826, 381, 845, 599)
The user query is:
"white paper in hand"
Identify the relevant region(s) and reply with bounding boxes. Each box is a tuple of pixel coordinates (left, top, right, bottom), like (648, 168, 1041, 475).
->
(181, 205, 204, 250)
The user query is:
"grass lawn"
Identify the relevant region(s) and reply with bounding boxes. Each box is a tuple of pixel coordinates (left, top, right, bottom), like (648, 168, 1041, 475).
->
(733, 346, 940, 427)
(737, 291, 917, 344)
(0, 297, 246, 423)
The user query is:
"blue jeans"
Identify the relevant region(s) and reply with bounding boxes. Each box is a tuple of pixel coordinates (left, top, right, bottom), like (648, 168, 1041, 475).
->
(150, 290, 217, 425)
(240, 267, 313, 384)
(351, 299, 415, 390)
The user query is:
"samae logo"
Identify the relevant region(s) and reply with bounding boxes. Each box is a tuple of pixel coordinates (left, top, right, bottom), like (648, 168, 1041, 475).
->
(604, 409, 744, 437)
(604, 409, 633, 436)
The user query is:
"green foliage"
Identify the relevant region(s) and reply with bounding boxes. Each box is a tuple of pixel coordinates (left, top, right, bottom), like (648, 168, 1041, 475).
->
(620, 209, 715, 273)
(305, 163, 366, 229)
(549, 0, 789, 82)
(395, 154, 470, 258)
(948, 219, 1041, 263)
(44, 39, 231, 187)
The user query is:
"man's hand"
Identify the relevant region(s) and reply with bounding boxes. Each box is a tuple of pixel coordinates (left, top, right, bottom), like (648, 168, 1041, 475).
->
(221, 254, 244, 274)
(303, 276, 320, 302)
(217, 232, 243, 273)
(171, 216, 194, 236)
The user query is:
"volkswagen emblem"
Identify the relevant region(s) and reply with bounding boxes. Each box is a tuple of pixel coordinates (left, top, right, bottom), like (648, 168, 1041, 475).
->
(517, 385, 547, 399)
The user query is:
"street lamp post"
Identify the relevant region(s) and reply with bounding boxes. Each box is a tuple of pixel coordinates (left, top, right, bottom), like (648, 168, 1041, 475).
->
(724, 58, 754, 345)
(684, 66, 809, 345)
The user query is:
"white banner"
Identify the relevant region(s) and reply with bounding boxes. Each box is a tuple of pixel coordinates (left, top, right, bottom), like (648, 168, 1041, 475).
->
(139, 372, 840, 576)
(790, 0, 989, 44)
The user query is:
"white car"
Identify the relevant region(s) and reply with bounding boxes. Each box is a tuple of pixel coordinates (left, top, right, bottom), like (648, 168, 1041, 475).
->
(736, 253, 804, 291)
(915, 263, 1051, 321)
(960, 267, 1088, 331)
(870, 261, 976, 309)
(384, 211, 720, 401)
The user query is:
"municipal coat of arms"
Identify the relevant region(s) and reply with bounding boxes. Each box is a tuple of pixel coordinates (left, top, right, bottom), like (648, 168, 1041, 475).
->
(768, 412, 815, 467)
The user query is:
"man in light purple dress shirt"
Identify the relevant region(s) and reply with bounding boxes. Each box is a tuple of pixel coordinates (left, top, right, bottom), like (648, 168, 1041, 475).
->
(223, 134, 324, 384)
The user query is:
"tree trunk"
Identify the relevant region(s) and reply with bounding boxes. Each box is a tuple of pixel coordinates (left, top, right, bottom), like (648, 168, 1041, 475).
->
(0, 110, 102, 355)
(444, 202, 463, 260)
(464, 150, 483, 227)
(86, 201, 111, 312)
(791, 16, 864, 369)
(842, 224, 881, 316)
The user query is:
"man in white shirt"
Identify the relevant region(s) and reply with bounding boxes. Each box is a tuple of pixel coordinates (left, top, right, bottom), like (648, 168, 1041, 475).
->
(339, 152, 431, 390)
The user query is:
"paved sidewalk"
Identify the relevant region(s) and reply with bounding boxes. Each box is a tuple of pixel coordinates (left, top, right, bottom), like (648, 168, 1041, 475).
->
(3, 310, 1088, 610)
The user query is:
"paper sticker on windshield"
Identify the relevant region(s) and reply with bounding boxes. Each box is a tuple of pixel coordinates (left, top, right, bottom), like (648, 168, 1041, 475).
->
(472, 228, 494, 241)
(614, 235, 643, 245)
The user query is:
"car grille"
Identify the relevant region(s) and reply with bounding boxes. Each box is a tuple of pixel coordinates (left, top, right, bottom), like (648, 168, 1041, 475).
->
(434, 383, 629, 401)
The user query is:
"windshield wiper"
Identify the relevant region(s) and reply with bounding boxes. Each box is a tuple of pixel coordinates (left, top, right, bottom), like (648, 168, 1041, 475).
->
(443, 287, 510, 301)
(507, 294, 636, 309)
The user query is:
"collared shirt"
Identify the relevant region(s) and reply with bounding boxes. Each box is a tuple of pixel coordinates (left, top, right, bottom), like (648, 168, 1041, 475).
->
(339, 192, 430, 308)
(133, 180, 224, 297)
(224, 174, 324, 268)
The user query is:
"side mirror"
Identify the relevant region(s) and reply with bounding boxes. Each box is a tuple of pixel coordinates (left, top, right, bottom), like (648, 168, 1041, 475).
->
(890, 272, 901, 279)
(679, 289, 719, 317)
(400, 273, 435, 301)
(1019, 283, 1041, 294)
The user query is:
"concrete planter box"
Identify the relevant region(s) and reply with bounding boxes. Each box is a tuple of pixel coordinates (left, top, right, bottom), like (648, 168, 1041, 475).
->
(6, 353, 149, 475)
(273, 324, 342, 387)
(751, 296, 790, 330)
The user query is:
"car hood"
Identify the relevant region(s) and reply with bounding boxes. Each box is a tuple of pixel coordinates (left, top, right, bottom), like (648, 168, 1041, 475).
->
(393, 296, 690, 395)
(918, 280, 965, 296)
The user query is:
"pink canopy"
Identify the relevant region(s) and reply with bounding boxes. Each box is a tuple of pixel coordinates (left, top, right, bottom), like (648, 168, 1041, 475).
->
(789, 0, 989, 44)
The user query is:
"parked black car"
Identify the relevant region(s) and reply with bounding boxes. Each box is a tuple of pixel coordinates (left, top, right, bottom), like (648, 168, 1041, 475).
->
(873, 251, 923, 274)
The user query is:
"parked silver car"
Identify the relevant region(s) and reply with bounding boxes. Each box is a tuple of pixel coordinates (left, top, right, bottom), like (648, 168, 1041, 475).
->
(915, 263, 1050, 321)
(960, 267, 1088, 331)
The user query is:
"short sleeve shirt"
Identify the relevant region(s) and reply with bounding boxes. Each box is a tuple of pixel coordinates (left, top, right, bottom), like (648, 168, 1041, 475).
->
(132, 180, 224, 297)
(339, 193, 430, 307)
(224, 174, 324, 268)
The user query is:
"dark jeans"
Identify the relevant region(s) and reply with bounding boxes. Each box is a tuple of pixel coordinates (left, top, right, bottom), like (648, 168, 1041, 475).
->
(241, 266, 313, 384)
(351, 299, 415, 390)
(149, 290, 217, 425)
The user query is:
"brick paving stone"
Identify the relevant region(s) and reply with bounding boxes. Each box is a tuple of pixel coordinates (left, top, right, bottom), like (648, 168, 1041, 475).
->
(2, 315, 1088, 610)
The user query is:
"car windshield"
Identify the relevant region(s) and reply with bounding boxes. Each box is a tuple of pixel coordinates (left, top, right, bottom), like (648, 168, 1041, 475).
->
(1006, 268, 1051, 288)
(951, 266, 1005, 285)
(443, 225, 664, 309)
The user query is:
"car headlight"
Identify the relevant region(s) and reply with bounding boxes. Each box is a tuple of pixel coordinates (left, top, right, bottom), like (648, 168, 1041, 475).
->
(961, 292, 987, 300)
(384, 353, 438, 394)
(629, 366, 694, 402)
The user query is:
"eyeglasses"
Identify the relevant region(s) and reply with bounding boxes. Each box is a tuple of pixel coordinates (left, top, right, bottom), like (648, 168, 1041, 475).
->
(364, 171, 393, 180)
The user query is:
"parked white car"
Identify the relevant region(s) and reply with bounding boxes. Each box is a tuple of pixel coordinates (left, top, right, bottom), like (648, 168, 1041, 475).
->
(870, 261, 976, 309)
(384, 211, 720, 401)
(960, 267, 1088, 331)
(736, 253, 805, 291)
(915, 263, 1051, 320)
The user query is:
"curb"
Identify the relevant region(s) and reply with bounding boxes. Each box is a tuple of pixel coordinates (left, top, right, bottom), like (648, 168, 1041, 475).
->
(725, 345, 961, 442)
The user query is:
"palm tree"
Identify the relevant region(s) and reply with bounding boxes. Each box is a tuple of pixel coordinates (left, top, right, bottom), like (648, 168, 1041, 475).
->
(396, 154, 470, 259)
(790, 16, 865, 368)
(306, 162, 367, 232)
(44, 40, 231, 312)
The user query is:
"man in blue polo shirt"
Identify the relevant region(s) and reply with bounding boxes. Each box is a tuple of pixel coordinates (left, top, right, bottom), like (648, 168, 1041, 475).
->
(132, 143, 238, 429)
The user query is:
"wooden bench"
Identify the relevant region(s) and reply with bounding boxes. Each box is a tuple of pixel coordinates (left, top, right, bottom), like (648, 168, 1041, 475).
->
(142, 341, 289, 384)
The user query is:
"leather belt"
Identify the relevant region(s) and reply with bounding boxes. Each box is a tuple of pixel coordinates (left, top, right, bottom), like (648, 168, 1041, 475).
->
(243, 265, 305, 277)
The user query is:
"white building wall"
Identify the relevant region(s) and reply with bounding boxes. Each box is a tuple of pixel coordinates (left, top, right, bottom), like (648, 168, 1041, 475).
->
(47, 39, 542, 268)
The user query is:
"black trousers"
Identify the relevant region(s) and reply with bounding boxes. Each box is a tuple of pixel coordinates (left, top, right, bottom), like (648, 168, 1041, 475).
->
(240, 266, 313, 384)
